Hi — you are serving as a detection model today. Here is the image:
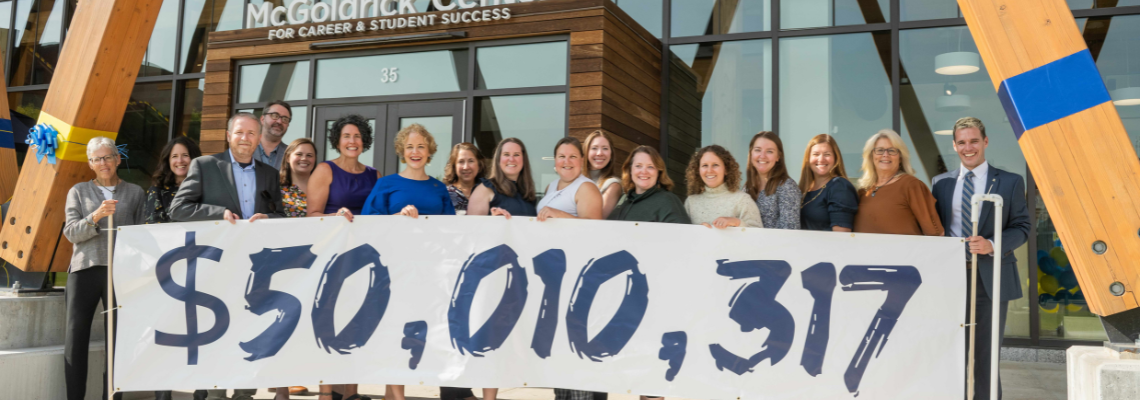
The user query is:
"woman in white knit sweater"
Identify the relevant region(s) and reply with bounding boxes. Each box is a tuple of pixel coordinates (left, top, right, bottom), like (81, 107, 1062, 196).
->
(683, 145, 763, 228)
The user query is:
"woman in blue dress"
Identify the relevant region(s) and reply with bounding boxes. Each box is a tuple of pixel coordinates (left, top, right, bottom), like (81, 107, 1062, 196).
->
(363, 123, 455, 217)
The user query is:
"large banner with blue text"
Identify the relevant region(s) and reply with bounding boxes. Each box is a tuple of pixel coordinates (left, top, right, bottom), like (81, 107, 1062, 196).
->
(112, 216, 966, 399)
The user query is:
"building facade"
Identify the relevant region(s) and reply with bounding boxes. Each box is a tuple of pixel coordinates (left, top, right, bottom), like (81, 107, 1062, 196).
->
(6, 0, 1140, 349)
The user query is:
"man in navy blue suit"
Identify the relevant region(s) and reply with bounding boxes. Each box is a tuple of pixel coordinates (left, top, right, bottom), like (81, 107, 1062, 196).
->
(931, 117, 1031, 400)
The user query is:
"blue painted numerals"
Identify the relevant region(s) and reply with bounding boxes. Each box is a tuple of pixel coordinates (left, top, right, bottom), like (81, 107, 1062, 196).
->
(839, 265, 922, 394)
(800, 262, 837, 376)
(708, 260, 795, 375)
(566, 251, 649, 361)
(311, 244, 393, 354)
(447, 244, 530, 356)
(240, 246, 318, 361)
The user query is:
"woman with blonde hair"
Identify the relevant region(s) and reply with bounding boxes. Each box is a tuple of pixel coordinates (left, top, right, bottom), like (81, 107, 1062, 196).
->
(583, 130, 624, 218)
(798, 134, 858, 231)
(852, 129, 943, 236)
(744, 131, 800, 229)
(363, 123, 455, 217)
(683, 145, 762, 229)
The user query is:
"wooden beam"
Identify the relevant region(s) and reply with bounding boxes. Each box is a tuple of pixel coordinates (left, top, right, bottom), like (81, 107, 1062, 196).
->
(0, 58, 16, 205)
(0, 0, 163, 272)
(960, 0, 1140, 316)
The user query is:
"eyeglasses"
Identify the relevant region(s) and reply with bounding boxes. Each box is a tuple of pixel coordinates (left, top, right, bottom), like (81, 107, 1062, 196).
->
(265, 112, 291, 123)
(88, 155, 117, 164)
(873, 148, 900, 156)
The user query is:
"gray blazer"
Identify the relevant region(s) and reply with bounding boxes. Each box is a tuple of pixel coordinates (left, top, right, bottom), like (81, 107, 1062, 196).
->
(170, 151, 285, 221)
(63, 180, 147, 273)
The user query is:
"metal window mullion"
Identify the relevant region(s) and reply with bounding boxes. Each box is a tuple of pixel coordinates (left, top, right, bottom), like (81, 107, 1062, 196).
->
(772, 0, 780, 135)
(660, 0, 670, 157)
(175, 0, 185, 79)
(891, 0, 900, 133)
(1027, 167, 1041, 345)
(467, 40, 476, 142)
(5, 0, 14, 85)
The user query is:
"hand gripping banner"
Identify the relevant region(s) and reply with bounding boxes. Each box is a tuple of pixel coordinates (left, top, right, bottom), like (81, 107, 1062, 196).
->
(113, 216, 966, 399)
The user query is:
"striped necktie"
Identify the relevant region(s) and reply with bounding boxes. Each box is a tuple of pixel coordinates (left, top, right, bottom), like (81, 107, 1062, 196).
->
(961, 171, 975, 237)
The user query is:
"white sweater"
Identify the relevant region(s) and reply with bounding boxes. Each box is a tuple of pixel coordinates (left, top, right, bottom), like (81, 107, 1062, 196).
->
(683, 184, 764, 228)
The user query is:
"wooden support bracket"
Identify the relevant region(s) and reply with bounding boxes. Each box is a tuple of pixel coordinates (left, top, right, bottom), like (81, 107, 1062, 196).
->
(0, 0, 163, 272)
(960, 0, 1140, 316)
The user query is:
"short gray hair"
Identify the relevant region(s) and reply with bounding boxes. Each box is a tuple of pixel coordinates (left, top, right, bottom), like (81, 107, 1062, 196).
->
(86, 136, 118, 158)
(227, 112, 261, 133)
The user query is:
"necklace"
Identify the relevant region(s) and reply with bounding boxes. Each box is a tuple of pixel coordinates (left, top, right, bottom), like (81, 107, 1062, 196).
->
(801, 181, 828, 209)
(94, 179, 118, 195)
(870, 171, 903, 197)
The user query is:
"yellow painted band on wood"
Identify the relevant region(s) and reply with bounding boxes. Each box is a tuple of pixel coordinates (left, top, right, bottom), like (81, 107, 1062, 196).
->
(37, 112, 119, 163)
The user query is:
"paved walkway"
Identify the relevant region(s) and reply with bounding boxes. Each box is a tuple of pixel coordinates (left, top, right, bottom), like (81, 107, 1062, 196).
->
(132, 361, 1067, 400)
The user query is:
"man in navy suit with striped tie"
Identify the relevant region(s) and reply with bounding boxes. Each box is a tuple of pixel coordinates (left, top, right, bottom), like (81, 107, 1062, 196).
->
(931, 117, 1031, 400)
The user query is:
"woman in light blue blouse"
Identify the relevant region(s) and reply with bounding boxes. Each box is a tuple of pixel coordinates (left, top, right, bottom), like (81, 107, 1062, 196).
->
(362, 124, 455, 217)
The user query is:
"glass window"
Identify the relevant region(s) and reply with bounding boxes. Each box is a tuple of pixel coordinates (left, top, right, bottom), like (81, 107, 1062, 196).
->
(671, 0, 769, 37)
(780, 33, 892, 184)
(901, 0, 958, 21)
(239, 61, 310, 104)
(1091, 15, 1140, 139)
(1035, 195, 1107, 341)
(899, 26, 1025, 183)
(613, 0, 662, 38)
(1068, 0, 1140, 9)
(10, 0, 64, 86)
(178, 79, 205, 142)
(0, 1, 12, 73)
(781, 0, 890, 30)
(668, 40, 772, 179)
(476, 42, 567, 90)
(473, 93, 567, 197)
(140, 0, 179, 77)
(9, 89, 47, 120)
(117, 82, 173, 187)
(182, 0, 244, 74)
(316, 50, 468, 99)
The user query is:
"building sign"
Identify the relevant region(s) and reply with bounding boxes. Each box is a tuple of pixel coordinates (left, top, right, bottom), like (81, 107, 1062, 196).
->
(250, 0, 522, 40)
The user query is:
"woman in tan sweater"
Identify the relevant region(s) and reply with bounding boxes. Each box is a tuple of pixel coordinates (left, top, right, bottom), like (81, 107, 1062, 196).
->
(853, 129, 943, 236)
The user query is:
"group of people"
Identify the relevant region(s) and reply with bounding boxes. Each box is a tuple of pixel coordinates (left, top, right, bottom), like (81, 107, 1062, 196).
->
(62, 95, 1029, 400)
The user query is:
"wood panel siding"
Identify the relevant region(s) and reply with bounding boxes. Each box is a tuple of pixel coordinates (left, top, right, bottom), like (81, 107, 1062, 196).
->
(203, 0, 662, 174)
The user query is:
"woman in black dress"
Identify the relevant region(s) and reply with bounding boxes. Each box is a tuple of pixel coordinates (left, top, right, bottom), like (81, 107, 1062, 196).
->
(797, 134, 858, 231)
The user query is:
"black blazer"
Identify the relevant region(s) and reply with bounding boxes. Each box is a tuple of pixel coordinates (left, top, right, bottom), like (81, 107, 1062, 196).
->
(931, 165, 1031, 301)
(170, 151, 285, 221)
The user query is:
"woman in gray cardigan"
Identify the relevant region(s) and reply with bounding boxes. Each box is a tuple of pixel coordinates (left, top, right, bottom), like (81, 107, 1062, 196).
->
(62, 136, 146, 400)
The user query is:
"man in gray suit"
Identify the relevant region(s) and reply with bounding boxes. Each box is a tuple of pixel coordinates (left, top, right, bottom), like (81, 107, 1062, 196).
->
(931, 117, 1031, 400)
(172, 112, 284, 224)
(170, 112, 282, 400)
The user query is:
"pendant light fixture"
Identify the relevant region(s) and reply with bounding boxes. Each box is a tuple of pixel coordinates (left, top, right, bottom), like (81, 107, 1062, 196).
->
(936, 83, 971, 112)
(1111, 49, 1140, 106)
(936, 29, 981, 76)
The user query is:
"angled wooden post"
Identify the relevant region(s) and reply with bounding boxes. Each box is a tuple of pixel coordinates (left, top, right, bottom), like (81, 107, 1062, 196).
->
(0, 60, 15, 206)
(0, 0, 164, 272)
(959, 0, 1140, 318)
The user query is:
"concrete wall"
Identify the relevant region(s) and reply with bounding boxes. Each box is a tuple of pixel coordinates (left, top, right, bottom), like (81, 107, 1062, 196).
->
(1068, 346, 1140, 400)
(0, 295, 108, 399)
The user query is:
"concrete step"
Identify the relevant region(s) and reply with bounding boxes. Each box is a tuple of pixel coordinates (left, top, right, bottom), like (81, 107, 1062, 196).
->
(0, 294, 105, 350)
(0, 342, 106, 400)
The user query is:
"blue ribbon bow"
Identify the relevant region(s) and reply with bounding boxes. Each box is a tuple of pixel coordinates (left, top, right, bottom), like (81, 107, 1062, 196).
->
(24, 123, 60, 164)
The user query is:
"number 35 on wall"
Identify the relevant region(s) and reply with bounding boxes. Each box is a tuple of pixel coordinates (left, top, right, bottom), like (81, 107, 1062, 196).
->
(380, 67, 399, 83)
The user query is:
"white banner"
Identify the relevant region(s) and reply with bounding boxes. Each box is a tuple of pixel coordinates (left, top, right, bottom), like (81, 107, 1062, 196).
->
(112, 216, 966, 399)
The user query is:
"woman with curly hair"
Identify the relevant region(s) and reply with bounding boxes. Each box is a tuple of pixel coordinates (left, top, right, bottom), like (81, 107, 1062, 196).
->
(362, 123, 455, 217)
(307, 114, 380, 224)
(683, 145, 762, 229)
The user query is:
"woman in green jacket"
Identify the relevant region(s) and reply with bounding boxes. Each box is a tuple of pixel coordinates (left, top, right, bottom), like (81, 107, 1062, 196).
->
(608, 145, 690, 224)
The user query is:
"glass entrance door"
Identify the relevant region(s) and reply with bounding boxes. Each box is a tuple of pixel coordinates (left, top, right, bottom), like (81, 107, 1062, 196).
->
(314, 100, 464, 176)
